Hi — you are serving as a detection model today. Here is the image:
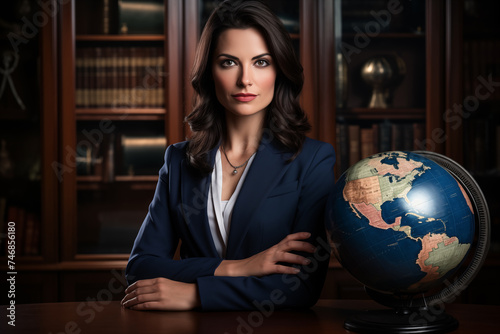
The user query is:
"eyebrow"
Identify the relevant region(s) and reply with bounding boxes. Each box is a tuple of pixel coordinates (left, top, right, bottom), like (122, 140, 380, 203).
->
(216, 53, 271, 60)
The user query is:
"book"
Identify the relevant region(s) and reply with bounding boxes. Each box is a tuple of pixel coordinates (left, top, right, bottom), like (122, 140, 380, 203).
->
(378, 121, 392, 153)
(371, 123, 379, 154)
(360, 127, 374, 159)
(118, 0, 164, 35)
(391, 123, 403, 151)
(348, 124, 360, 167)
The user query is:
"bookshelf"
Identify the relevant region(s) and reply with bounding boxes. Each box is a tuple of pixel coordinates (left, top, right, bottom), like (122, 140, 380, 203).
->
(57, 0, 176, 261)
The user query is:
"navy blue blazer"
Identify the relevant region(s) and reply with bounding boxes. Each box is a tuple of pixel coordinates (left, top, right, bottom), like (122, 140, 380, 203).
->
(125, 137, 336, 310)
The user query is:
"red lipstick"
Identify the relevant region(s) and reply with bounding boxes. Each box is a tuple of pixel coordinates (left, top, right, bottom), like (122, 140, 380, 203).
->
(232, 93, 257, 102)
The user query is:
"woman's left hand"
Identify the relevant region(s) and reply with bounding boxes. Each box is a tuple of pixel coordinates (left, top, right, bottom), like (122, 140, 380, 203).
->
(121, 277, 200, 311)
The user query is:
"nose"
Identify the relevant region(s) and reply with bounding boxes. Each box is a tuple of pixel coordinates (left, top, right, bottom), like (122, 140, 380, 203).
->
(237, 65, 253, 87)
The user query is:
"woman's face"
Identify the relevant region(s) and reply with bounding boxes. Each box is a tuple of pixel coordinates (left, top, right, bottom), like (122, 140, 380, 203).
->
(212, 28, 277, 119)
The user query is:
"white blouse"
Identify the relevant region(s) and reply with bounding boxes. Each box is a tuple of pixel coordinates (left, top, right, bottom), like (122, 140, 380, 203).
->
(207, 149, 256, 258)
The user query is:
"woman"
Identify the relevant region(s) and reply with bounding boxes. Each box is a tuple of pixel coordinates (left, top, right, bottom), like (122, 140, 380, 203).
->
(122, 0, 335, 311)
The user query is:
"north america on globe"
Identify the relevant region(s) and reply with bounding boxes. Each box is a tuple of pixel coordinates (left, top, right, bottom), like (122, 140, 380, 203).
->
(342, 151, 473, 292)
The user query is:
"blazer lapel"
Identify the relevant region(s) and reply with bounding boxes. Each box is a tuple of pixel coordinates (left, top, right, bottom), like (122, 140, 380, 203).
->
(180, 146, 220, 257)
(226, 140, 293, 258)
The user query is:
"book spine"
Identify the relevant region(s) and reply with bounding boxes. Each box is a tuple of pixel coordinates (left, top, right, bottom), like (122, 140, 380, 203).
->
(130, 47, 138, 108)
(360, 127, 374, 159)
(103, 47, 112, 108)
(96, 47, 106, 108)
(116, 47, 126, 107)
(379, 121, 392, 153)
(391, 123, 402, 151)
(348, 124, 360, 167)
(75, 48, 83, 107)
(82, 47, 91, 108)
(371, 123, 379, 154)
(157, 46, 165, 108)
(111, 47, 119, 108)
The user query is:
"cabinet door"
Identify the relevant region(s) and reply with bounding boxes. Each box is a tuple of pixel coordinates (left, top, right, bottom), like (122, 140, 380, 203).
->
(59, 0, 183, 259)
(333, 0, 429, 174)
(456, 0, 500, 287)
(0, 0, 58, 264)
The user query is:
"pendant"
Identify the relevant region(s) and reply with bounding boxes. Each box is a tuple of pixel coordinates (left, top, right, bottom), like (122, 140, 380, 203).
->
(232, 169, 238, 175)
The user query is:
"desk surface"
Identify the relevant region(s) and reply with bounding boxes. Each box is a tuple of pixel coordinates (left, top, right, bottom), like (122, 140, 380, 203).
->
(2, 299, 499, 334)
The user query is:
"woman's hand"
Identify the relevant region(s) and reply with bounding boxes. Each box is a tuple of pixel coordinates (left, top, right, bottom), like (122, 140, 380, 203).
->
(215, 232, 316, 277)
(121, 277, 200, 311)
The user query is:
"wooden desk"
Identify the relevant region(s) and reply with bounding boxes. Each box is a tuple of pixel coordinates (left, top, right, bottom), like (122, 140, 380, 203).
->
(2, 299, 499, 333)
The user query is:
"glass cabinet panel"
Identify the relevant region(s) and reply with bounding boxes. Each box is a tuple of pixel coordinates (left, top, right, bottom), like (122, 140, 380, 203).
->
(0, 1, 44, 258)
(334, 0, 427, 174)
(461, 0, 500, 257)
(73, 0, 167, 255)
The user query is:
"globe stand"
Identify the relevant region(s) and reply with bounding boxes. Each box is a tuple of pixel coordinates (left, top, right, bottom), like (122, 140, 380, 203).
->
(345, 290, 458, 334)
(345, 309, 458, 334)
(339, 151, 490, 334)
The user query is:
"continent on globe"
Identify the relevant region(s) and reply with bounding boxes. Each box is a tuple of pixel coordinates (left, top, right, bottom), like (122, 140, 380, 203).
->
(343, 151, 429, 227)
(409, 233, 471, 291)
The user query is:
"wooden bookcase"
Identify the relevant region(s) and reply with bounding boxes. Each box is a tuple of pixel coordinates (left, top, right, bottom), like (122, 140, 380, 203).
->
(1, 0, 498, 304)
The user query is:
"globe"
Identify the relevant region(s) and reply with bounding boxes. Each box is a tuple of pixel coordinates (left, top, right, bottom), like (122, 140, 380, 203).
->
(329, 151, 474, 293)
(326, 151, 490, 333)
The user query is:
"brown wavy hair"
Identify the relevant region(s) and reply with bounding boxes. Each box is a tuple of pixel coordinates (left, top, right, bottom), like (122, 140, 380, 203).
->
(186, 0, 310, 174)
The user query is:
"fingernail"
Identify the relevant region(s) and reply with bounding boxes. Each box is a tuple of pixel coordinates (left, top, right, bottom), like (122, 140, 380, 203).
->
(293, 268, 300, 273)
(303, 259, 311, 265)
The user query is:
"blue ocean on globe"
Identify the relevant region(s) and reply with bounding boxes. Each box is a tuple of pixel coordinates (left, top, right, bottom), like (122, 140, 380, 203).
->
(327, 151, 475, 294)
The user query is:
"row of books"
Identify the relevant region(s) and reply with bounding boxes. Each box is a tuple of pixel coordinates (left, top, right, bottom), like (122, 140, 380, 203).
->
(0, 198, 40, 257)
(336, 122, 425, 173)
(75, 46, 165, 108)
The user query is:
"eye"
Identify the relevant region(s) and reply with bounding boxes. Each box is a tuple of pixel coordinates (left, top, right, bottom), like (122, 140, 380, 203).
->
(255, 59, 270, 67)
(221, 59, 237, 68)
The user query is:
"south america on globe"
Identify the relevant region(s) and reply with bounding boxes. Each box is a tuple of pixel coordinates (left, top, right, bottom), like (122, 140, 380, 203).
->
(328, 151, 475, 294)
